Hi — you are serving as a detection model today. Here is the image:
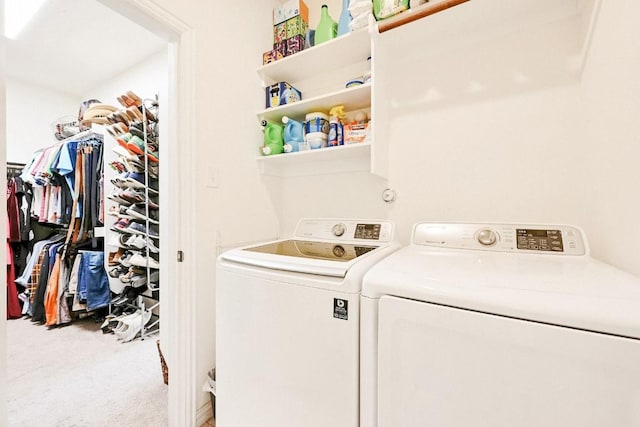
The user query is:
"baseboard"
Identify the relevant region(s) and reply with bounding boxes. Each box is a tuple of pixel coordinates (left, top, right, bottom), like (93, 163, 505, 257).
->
(196, 399, 213, 426)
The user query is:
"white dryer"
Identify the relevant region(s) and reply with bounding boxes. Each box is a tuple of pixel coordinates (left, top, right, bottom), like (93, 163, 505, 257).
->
(216, 218, 398, 427)
(360, 222, 640, 427)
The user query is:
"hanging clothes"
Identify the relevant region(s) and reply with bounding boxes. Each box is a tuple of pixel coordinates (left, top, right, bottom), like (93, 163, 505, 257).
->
(6, 243, 22, 319)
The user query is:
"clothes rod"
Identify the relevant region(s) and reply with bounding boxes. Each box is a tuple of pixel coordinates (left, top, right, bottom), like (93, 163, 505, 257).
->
(378, 0, 470, 33)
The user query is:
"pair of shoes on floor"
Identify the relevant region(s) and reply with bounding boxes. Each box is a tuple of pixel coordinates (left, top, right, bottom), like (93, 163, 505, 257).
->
(114, 308, 153, 342)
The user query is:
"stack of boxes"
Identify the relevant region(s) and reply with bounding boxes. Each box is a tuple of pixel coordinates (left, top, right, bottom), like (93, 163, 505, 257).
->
(263, 0, 309, 65)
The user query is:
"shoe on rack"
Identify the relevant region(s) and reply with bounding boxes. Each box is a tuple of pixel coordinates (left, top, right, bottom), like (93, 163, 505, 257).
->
(129, 126, 157, 144)
(109, 264, 128, 278)
(124, 235, 144, 250)
(112, 145, 138, 161)
(128, 253, 160, 269)
(108, 248, 126, 266)
(116, 132, 132, 149)
(120, 189, 146, 204)
(125, 222, 148, 236)
(126, 91, 143, 106)
(123, 172, 146, 189)
(148, 225, 159, 238)
(126, 204, 159, 223)
(111, 172, 133, 188)
(126, 135, 146, 155)
(143, 142, 160, 163)
(106, 122, 129, 138)
(110, 218, 132, 233)
(107, 190, 131, 206)
(147, 198, 159, 209)
(146, 238, 160, 254)
(119, 266, 146, 283)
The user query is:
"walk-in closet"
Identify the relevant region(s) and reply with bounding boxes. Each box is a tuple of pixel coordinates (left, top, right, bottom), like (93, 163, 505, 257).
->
(4, 1, 170, 425)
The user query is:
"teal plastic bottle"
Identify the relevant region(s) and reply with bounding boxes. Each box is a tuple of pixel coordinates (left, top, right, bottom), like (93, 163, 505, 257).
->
(338, 0, 351, 36)
(315, 5, 337, 45)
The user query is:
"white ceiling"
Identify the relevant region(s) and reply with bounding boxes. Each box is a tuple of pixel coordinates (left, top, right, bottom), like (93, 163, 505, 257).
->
(6, 0, 166, 96)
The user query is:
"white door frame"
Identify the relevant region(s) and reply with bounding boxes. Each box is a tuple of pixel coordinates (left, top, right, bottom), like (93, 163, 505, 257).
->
(95, 1, 198, 425)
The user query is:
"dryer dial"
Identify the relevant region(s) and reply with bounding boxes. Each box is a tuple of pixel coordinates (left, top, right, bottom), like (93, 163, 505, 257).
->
(477, 229, 497, 246)
(332, 223, 346, 237)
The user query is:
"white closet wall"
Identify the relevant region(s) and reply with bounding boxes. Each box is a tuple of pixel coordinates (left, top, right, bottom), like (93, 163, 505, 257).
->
(82, 49, 168, 105)
(6, 79, 79, 163)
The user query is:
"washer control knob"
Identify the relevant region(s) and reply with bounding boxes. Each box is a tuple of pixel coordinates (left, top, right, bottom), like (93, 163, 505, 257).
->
(477, 229, 497, 246)
(332, 223, 346, 237)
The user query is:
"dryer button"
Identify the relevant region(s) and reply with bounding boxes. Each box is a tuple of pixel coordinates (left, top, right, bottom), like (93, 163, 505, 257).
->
(477, 229, 497, 246)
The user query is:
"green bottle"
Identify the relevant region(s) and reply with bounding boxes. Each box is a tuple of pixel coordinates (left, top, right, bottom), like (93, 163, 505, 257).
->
(315, 4, 337, 45)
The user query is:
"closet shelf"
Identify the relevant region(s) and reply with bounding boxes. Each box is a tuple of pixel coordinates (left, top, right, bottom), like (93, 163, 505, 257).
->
(256, 143, 371, 177)
(258, 84, 371, 123)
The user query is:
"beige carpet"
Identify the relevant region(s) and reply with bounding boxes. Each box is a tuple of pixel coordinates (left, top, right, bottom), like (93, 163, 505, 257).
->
(6, 316, 168, 427)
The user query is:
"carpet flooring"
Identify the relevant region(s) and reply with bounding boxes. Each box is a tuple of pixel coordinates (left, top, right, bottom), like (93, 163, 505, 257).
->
(6, 316, 168, 426)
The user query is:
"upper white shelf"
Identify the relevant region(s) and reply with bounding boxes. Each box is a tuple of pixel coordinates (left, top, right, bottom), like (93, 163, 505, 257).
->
(257, 28, 371, 85)
(258, 83, 371, 122)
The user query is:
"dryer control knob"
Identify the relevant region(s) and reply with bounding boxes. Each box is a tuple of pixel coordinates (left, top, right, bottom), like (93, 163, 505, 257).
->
(477, 229, 497, 246)
(332, 223, 346, 237)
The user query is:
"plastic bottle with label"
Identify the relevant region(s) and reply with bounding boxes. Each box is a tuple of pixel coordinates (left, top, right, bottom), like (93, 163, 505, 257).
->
(328, 105, 345, 147)
(337, 0, 352, 36)
(315, 5, 337, 45)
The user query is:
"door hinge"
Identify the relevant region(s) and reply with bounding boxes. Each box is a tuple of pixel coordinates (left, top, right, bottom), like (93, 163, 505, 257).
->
(177, 250, 184, 262)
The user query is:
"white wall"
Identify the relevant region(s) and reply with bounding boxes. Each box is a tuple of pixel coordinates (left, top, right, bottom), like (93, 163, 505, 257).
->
(82, 49, 167, 107)
(0, 1, 8, 421)
(578, 0, 640, 276)
(271, 1, 640, 279)
(6, 79, 79, 163)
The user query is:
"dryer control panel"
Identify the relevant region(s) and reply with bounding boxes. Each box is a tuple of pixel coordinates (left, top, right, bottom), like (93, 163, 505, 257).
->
(295, 219, 394, 243)
(412, 223, 587, 255)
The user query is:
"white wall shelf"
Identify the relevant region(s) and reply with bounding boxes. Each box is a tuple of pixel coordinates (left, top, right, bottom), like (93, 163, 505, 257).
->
(256, 143, 371, 177)
(254, 0, 599, 179)
(258, 83, 371, 123)
(257, 28, 371, 85)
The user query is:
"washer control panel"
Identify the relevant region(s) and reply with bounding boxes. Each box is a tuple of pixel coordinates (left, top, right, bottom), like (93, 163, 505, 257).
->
(295, 219, 394, 243)
(412, 223, 587, 255)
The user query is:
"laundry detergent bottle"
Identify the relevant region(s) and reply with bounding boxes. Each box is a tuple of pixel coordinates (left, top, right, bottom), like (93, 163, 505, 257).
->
(337, 0, 352, 36)
(328, 105, 346, 146)
(282, 116, 305, 153)
(261, 120, 284, 156)
(315, 4, 337, 45)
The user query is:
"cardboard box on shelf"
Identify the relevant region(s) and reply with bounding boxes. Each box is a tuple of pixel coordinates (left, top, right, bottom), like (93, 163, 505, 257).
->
(273, 40, 287, 60)
(265, 82, 302, 109)
(344, 122, 369, 144)
(274, 21, 287, 44)
(263, 49, 284, 65)
(273, 0, 309, 25)
(285, 15, 308, 39)
(285, 35, 305, 57)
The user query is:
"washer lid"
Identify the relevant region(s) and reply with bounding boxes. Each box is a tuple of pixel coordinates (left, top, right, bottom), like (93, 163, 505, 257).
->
(362, 246, 640, 339)
(221, 239, 382, 278)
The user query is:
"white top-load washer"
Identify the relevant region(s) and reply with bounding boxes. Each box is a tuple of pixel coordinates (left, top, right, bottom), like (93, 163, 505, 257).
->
(360, 222, 640, 427)
(216, 218, 398, 427)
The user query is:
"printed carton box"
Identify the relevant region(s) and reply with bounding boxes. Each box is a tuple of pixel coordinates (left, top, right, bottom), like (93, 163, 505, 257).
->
(273, 0, 309, 25)
(265, 82, 302, 109)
